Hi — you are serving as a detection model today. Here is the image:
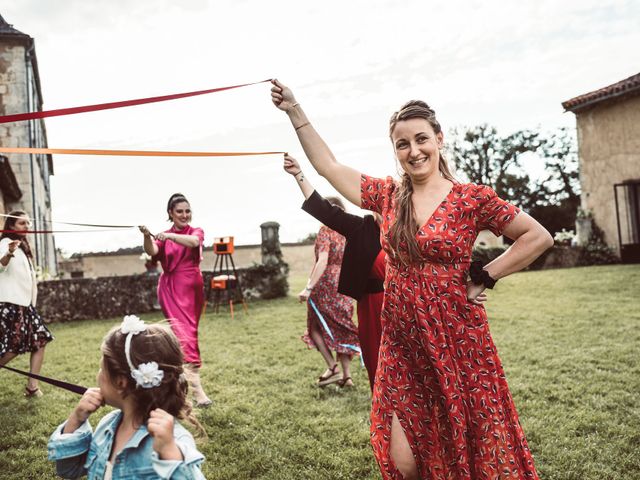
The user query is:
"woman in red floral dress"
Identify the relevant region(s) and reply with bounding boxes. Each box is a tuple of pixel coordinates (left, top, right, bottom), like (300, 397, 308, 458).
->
(299, 197, 359, 388)
(272, 80, 553, 479)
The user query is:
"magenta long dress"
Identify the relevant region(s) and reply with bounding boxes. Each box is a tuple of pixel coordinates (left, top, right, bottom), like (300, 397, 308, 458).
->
(154, 225, 205, 367)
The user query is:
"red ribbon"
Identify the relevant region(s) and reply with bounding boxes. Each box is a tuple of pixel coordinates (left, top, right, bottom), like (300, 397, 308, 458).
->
(1, 229, 122, 234)
(0, 79, 272, 124)
(0, 147, 285, 157)
(0, 213, 138, 228)
(0, 365, 87, 396)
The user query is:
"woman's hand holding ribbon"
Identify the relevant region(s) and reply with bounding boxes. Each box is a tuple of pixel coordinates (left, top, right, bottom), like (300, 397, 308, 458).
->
(283, 154, 302, 176)
(271, 79, 298, 113)
(139, 225, 152, 237)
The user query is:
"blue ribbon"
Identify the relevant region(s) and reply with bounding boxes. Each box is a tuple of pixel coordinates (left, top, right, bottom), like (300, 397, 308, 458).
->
(340, 343, 365, 367)
(308, 298, 362, 366)
(308, 298, 335, 342)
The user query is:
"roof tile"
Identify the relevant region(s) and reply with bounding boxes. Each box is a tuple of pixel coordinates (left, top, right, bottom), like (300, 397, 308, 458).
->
(562, 73, 640, 112)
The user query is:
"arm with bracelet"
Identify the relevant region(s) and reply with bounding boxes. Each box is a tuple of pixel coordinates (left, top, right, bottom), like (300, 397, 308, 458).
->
(284, 154, 354, 304)
(299, 252, 328, 303)
(283, 154, 363, 238)
(271, 79, 362, 208)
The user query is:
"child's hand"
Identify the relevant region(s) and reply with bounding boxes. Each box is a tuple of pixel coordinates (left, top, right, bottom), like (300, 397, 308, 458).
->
(148, 409, 183, 460)
(63, 388, 104, 433)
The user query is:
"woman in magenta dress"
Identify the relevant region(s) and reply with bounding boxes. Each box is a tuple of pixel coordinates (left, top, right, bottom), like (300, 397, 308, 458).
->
(298, 196, 359, 388)
(140, 193, 211, 407)
(272, 80, 553, 479)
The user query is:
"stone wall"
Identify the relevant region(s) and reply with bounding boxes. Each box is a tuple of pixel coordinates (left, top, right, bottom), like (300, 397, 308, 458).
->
(38, 263, 288, 323)
(60, 232, 503, 281)
(576, 95, 640, 254)
(38, 274, 158, 323)
(60, 242, 316, 280)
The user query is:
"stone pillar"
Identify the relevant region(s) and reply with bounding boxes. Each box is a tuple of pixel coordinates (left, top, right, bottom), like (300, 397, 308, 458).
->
(260, 221, 283, 265)
(575, 217, 593, 246)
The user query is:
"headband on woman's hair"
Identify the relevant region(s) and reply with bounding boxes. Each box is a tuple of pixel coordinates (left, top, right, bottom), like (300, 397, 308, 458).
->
(120, 315, 164, 389)
(168, 194, 187, 206)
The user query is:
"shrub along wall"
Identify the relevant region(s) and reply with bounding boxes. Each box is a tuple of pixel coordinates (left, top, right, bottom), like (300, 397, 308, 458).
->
(472, 243, 618, 271)
(38, 262, 289, 323)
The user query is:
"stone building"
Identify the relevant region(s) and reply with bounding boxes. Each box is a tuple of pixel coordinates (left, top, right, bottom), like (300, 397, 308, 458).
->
(0, 13, 56, 274)
(562, 73, 640, 263)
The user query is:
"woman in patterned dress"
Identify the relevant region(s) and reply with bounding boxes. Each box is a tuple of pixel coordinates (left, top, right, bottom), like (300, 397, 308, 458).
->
(285, 153, 385, 391)
(0, 211, 54, 397)
(271, 80, 553, 479)
(139, 193, 211, 407)
(299, 195, 359, 388)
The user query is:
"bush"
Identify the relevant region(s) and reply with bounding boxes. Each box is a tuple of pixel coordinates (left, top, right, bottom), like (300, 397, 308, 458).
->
(576, 224, 618, 266)
(240, 261, 290, 299)
(472, 222, 619, 271)
(472, 246, 507, 264)
(298, 232, 317, 243)
(473, 244, 571, 271)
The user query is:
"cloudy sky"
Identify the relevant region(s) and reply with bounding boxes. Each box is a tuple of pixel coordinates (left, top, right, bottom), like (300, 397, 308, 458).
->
(2, 0, 638, 254)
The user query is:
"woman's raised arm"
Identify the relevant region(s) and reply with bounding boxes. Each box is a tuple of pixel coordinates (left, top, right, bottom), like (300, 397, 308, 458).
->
(271, 79, 362, 207)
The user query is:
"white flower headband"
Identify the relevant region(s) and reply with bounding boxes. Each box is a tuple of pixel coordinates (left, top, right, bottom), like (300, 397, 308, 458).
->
(120, 315, 164, 389)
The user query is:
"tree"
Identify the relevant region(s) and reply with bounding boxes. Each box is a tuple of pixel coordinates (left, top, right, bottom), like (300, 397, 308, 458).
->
(447, 124, 581, 236)
(298, 232, 317, 243)
(535, 127, 580, 205)
(525, 128, 581, 235)
(448, 124, 542, 209)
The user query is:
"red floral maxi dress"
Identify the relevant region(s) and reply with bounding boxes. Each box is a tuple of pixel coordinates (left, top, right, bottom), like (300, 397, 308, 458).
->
(361, 175, 539, 480)
(303, 226, 359, 355)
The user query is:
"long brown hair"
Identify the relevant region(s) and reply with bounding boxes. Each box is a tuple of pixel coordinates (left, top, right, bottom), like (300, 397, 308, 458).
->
(388, 101, 456, 265)
(1, 210, 33, 259)
(101, 323, 205, 437)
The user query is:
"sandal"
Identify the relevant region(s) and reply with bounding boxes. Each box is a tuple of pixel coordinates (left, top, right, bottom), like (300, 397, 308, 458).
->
(337, 377, 354, 388)
(24, 386, 43, 398)
(195, 398, 213, 408)
(317, 363, 341, 387)
(318, 363, 339, 382)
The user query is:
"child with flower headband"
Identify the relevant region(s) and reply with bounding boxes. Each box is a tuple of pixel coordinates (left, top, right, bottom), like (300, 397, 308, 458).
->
(48, 316, 206, 479)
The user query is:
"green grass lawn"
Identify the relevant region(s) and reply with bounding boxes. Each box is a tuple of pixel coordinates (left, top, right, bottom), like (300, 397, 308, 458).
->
(0, 265, 638, 479)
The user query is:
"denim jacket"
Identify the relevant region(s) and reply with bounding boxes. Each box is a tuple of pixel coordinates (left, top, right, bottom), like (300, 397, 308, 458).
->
(48, 410, 206, 479)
